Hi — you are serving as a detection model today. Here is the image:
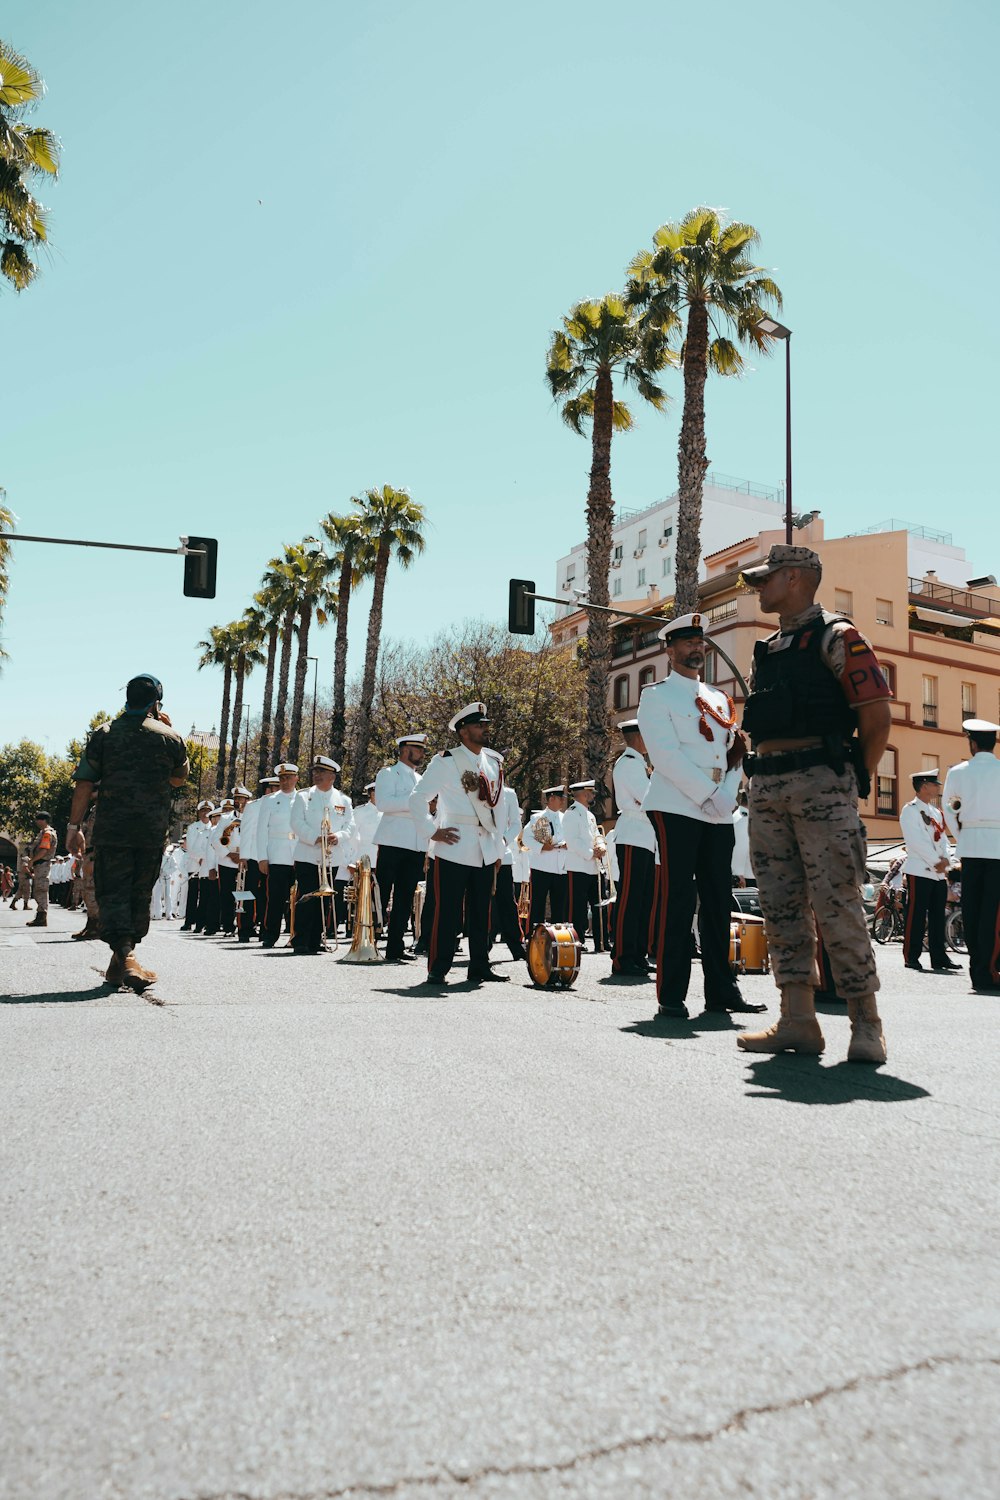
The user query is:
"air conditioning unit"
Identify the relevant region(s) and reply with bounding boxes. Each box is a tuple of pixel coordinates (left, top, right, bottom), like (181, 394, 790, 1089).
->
(633, 547, 645, 558)
(658, 536, 670, 548)
(562, 581, 573, 590)
(610, 558, 621, 570)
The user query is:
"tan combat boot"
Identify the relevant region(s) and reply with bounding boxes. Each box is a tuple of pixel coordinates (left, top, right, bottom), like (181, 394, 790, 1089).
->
(27, 911, 47, 927)
(847, 994, 886, 1065)
(737, 983, 825, 1055)
(72, 918, 101, 941)
(105, 951, 125, 986)
(122, 954, 158, 994)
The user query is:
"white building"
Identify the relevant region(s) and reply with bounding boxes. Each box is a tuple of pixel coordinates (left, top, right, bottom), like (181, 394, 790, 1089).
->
(844, 519, 975, 589)
(553, 473, 785, 612)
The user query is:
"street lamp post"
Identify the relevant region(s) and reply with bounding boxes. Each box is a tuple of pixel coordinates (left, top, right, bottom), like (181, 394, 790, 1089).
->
(242, 704, 251, 781)
(757, 317, 793, 544)
(307, 656, 319, 765)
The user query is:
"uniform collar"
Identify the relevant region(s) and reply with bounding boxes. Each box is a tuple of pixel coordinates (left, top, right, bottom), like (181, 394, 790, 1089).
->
(777, 602, 825, 633)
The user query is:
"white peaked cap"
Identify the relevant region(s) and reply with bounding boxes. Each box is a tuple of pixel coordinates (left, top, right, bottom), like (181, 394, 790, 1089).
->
(397, 732, 428, 747)
(449, 701, 489, 733)
(273, 762, 299, 775)
(312, 755, 340, 772)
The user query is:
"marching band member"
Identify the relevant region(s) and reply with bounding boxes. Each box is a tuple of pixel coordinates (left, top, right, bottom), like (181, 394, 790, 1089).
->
(489, 751, 527, 961)
(289, 755, 356, 955)
(524, 785, 569, 928)
(408, 702, 507, 986)
(255, 763, 300, 949)
(611, 719, 655, 976)
(375, 733, 429, 963)
(899, 770, 960, 974)
(235, 777, 273, 943)
(354, 782, 382, 867)
(180, 799, 213, 931)
(563, 781, 606, 952)
(638, 613, 760, 1019)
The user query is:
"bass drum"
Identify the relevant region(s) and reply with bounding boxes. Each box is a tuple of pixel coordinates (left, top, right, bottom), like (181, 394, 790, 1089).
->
(730, 914, 770, 974)
(527, 923, 582, 989)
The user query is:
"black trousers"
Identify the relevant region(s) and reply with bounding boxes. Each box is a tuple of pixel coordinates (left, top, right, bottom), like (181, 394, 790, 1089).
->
(376, 845, 423, 958)
(237, 860, 260, 941)
(199, 875, 220, 934)
(262, 864, 294, 945)
(183, 876, 202, 928)
(529, 870, 568, 928)
(647, 811, 740, 1009)
(903, 874, 948, 967)
(961, 857, 1000, 989)
(613, 844, 655, 967)
(567, 870, 601, 948)
(292, 861, 327, 952)
(427, 858, 493, 977)
(490, 863, 523, 952)
(218, 863, 238, 932)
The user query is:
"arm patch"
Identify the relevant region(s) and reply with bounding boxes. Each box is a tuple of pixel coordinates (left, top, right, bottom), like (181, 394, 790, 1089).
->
(838, 626, 892, 705)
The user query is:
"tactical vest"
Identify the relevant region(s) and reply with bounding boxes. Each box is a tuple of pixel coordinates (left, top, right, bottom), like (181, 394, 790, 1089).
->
(742, 612, 858, 746)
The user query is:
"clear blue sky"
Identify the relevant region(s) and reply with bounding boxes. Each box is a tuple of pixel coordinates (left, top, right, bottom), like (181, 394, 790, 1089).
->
(2, 0, 997, 754)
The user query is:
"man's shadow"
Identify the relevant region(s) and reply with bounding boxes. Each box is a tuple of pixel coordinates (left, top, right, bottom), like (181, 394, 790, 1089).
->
(621, 1010, 742, 1038)
(743, 1054, 930, 1105)
(0, 981, 113, 1005)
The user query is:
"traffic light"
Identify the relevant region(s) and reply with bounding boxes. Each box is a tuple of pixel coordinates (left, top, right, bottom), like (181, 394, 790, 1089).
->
(183, 537, 218, 599)
(508, 578, 536, 635)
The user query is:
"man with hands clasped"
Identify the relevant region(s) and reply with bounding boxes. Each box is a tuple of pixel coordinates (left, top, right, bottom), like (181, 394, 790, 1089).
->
(638, 614, 762, 1019)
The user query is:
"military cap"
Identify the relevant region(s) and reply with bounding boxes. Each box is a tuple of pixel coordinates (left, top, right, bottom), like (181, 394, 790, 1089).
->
(231, 784, 251, 797)
(397, 732, 428, 748)
(312, 754, 340, 772)
(34, 809, 52, 821)
(125, 673, 164, 708)
(542, 783, 567, 797)
(259, 775, 280, 786)
(741, 544, 823, 584)
(618, 718, 641, 733)
(449, 701, 489, 733)
(273, 762, 298, 775)
(658, 612, 705, 644)
(910, 770, 941, 787)
(962, 718, 1000, 734)
(363, 781, 376, 792)
(196, 798, 214, 811)
(569, 779, 596, 792)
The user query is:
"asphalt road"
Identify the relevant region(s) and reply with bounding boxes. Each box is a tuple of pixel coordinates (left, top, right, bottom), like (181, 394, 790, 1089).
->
(2, 904, 998, 1500)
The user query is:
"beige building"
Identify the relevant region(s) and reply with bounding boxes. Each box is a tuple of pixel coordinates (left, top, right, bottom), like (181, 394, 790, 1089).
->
(550, 517, 1000, 839)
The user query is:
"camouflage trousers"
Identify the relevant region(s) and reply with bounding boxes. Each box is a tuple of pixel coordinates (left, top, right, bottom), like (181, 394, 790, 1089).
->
(749, 764, 879, 1000)
(93, 843, 163, 952)
(32, 861, 51, 913)
(81, 853, 99, 919)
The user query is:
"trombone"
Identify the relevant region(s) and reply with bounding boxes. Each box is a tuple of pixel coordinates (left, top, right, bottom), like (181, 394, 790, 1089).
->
(296, 807, 338, 950)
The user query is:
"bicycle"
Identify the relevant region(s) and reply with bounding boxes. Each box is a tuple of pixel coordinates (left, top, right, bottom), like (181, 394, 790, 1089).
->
(945, 907, 966, 954)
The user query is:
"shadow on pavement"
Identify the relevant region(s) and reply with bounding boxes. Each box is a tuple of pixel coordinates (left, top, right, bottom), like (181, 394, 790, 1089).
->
(621, 1010, 742, 1038)
(0, 981, 113, 1005)
(743, 1054, 931, 1105)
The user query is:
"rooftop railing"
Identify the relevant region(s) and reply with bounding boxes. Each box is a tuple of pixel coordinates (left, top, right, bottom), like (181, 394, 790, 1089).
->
(614, 472, 782, 525)
(908, 577, 1000, 617)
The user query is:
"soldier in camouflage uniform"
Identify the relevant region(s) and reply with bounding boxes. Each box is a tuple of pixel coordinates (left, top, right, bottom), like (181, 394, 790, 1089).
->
(736, 545, 893, 1065)
(71, 792, 101, 941)
(25, 811, 58, 927)
(11, 857, 32, 910)
(67, 674, 189, 994)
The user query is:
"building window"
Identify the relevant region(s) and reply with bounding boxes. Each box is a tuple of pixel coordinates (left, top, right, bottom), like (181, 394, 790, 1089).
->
(613, 544, 623, 561)
(566, 563, 576, 582)
(922, 675, 938, 727)
(637, 528, 647, 549)
(881, 660, 896, 696)
(876, 747, 898, 817)
(663, 525, 673, 539)
(921, 754, 939, 772)
(638, 666, 655, 691)
(612, 577, 622, 598)
(662, 556, 673, 576)
(613, 675, 630, 710)
(875, 598, 893, 626)
(636, 568, 646, 587)
(835, 588, 854, 615)
(962, 682, 977, 716)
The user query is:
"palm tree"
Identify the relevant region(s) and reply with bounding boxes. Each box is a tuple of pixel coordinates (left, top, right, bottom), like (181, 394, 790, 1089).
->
(546, 294, 673, 782)
(627, 208, 782, 613)
(0, 489, 14, 664)
(266, 545, 305, 766)
(227, 614, 266, 789)
(196, 624, 238, 792)
(349, 487, 427, 798)
(285, 540, 333, 765)
(0, 41, 60, 293)
(320, 509, 377, 764)
(253, 570, 292, 777)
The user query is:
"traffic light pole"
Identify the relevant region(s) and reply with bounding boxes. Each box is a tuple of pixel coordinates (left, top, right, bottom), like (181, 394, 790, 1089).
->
(7, 534, 205, 557)
(4, 532, 217, 597)
(521, 586, 750, 697)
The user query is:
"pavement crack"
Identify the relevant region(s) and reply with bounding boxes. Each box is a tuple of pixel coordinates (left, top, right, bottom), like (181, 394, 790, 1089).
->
(184, 1351, 999, 1499)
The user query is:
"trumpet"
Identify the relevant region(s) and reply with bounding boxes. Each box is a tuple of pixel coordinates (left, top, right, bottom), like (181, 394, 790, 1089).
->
(597, 842, 617, 909)
(219, 817, 240, 847)
(297, 807, 337, 948)
(516, 878, 532, 938)
(341, 854, 382, 964)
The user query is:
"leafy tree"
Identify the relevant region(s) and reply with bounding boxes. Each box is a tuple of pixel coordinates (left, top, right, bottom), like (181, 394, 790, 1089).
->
(320, 509, 377, 764)
(0, 739, 52, 838)
(0, 40, 60, 293)
(627, 208, 782, 612)
(546, 294, 673, 786)
(349, 486, 427, 798)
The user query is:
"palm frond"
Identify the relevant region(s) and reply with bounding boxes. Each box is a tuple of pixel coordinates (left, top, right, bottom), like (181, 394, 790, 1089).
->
(0, 239, 35, 289)
(708, 338, 745, 376)
(16, 127, 59, 177)
(0, 43, 43, 110)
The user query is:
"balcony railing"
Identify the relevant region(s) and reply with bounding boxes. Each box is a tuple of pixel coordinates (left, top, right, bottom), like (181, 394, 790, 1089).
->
(909, 577, 999, 618)
(922, 704, 938, 726)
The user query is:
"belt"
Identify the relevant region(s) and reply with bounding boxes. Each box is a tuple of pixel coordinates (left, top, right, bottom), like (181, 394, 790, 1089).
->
(744, 746, 838, 778)
(445, 815, 482, 826)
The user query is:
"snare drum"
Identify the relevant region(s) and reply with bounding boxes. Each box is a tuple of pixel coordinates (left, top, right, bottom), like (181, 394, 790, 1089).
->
(730, 914, 769, 974)
(527, 923, 582, 988)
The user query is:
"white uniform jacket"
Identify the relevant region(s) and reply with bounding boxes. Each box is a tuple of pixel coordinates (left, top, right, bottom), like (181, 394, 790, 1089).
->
(408, 744, 503, 868)
(237, 799, 261, 864)
(254, 789, 299, 867)
(290, 785, 357, 871)
(612, 748, 655, 852)
(638, 672, 740, 824)
(732, 807, 753, 879)
(212, 813, 242, 871)
(942, 753, 1000, 860)
(900, 798, 948, 880)
(374, 762, 425, 852)
(353, 802, 382, 866)
(523, 808, 567, 874)
(496, 786, 523, 868)
(184, 820, 212, 876)
(563, 800, 604, 875)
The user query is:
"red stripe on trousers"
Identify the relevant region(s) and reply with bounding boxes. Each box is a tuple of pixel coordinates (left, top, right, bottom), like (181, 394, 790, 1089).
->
(428, 858, 442, 971)
(650, 812, 670, 991)
(615, 846, 632, 955)
(903, 874, 917, 962)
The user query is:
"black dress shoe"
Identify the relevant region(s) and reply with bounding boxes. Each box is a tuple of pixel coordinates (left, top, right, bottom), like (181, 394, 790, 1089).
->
(424, 970, 449, 985)
(931, 959, 962, 972)
(613, 958, 650, 977)
(706, 996, 768, 1014)
(260, 938, 276, 949)
(180, 924, 193, 932)
(905, 961, 926, 972)
(469, 968, 510, 983)
(508, 944, 527, 961)
(385, 953, 416, 964)
(657, 1002, 689, 1019)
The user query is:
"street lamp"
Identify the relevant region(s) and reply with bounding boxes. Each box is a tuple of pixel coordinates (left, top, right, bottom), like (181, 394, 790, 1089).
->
(756, 316, 793, 544)
(307, 655, 319, 765)
(242, 703, 251, 781)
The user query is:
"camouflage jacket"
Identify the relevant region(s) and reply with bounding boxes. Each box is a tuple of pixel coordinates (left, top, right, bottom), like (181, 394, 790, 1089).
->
(76, 712, 189, 847)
